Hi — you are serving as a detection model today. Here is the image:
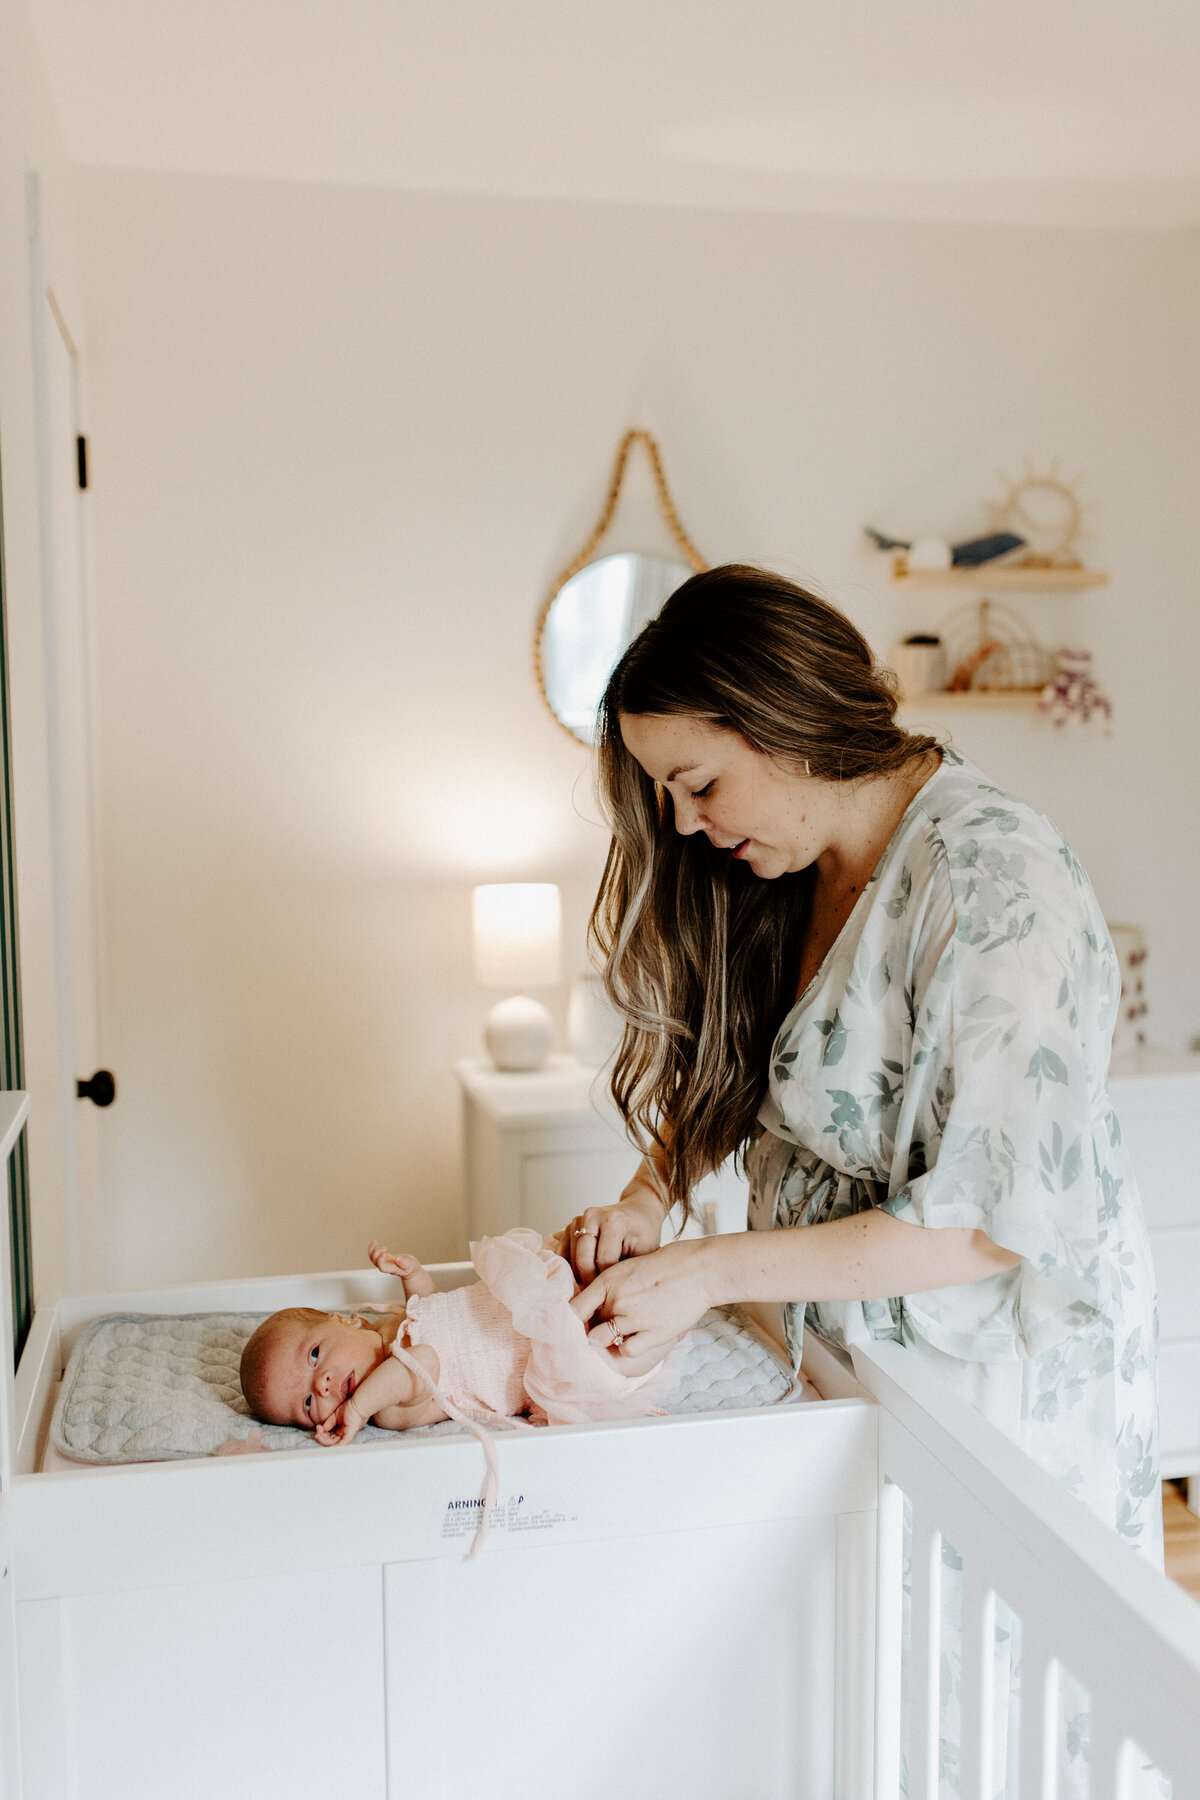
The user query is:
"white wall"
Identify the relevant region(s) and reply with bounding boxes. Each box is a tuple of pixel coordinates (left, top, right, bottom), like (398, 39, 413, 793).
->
(0, 0, 89, 1303)
(75, 168, 1200, 1290)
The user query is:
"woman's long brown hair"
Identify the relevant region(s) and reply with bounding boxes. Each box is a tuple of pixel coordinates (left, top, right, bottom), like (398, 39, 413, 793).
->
(590, 564, 939, 1212)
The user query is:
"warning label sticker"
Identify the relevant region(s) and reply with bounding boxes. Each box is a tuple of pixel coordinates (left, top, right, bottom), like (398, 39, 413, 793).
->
(440, 1493, 580, 1541)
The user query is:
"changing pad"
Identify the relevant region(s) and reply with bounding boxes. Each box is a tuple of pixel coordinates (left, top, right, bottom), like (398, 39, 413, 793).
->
(50, 1306, 801, 1464)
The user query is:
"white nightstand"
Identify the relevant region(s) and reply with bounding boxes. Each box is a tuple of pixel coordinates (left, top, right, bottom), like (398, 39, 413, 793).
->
(1109, 1048, 1200, 1510)
(456, 1056, 749, 1246)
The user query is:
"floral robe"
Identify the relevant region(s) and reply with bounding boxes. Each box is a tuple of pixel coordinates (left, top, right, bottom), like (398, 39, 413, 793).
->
(746, 750, 1162, 1794)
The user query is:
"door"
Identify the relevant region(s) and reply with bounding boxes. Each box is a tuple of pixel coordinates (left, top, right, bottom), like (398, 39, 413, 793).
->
(29, 174, 108, 1295)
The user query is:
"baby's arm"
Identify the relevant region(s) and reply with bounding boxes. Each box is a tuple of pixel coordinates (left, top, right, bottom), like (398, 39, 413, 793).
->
(314, 1343, 445, 1446)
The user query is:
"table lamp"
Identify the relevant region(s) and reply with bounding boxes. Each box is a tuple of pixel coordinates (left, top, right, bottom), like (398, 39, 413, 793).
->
(472, 883, 563, 1071)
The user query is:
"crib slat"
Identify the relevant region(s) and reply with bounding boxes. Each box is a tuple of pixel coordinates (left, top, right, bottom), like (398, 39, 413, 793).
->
(959, 1569, 996, 1800)
(873, 1478, 906, 1800)
(907, 1517, 942, 1800)
(978, 1583, 998, 1797)
(1088, 1718, 1134, 1800)
(1018, 1637, 1058, 1800)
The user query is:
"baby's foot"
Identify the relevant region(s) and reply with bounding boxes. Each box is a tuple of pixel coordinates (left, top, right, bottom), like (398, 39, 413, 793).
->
(368, 1241, 436, 1298)
(213, 1427, 271, 1456)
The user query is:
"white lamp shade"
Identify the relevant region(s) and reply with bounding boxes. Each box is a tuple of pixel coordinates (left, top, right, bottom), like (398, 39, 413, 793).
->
(472, 883, 563, 990)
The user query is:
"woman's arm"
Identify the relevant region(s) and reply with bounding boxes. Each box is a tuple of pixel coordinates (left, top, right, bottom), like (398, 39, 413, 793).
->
(707, 1210, 1020, 1305)
(570, 1212, 1020, 1360)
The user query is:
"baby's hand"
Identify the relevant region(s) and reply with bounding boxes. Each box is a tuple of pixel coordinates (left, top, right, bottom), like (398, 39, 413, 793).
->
(368, 1241, 435, 1298)
(314, 1397, 368, 1448)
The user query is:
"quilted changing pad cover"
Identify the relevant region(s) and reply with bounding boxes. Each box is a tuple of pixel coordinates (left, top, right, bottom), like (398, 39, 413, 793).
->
(51, 1306, 802, 1463)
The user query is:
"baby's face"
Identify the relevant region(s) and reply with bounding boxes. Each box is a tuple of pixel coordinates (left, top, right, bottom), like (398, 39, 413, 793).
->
(260, 1312, 387, 1429)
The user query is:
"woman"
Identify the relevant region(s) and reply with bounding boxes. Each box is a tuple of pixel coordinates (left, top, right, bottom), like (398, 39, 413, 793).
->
(565, 564, 1160, 1566)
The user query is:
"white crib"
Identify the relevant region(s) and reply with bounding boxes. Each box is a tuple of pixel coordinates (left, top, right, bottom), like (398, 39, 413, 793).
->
(2, 1088, 1199, 1800)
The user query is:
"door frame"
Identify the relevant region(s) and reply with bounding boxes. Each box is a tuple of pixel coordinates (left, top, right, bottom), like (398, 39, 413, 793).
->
(25, 172, 106, 1299)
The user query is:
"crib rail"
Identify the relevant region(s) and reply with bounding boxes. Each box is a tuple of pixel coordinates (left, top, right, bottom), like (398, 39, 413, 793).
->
(852, 1338, 1200, 1800)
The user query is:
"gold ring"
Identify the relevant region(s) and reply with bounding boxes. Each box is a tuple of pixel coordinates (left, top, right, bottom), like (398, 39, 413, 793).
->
(608, 1321, 625, 1348)
(574, 1228, 598, 1239)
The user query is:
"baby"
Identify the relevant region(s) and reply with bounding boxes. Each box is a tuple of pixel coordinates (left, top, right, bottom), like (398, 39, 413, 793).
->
(240, 1228, 670, 1451)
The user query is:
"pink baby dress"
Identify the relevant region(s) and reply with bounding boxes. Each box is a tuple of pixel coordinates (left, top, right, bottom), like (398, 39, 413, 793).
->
(396, 1228, 666, 1428)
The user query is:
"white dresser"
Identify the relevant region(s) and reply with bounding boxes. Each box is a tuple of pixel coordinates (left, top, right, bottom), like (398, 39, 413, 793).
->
(456, 1056, 748, 1245)
(1108, 1048, 1200, 1504)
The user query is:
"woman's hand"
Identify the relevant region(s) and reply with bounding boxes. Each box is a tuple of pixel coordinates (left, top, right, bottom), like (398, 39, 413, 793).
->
(563, 1160, 670, 1282)
(569, 1237, 716, 1363)
(564, 1200, 662, 1283)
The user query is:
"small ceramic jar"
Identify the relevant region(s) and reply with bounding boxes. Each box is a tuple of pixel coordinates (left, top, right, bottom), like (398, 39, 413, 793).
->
(890, 634, 947, 697)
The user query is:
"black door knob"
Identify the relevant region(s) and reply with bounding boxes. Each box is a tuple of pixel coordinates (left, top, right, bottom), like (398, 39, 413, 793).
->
(77, 1070, 117, 1107)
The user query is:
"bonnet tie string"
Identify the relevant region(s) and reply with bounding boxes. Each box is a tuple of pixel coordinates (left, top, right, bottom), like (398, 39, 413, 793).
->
(389, 1342, 532, 1559)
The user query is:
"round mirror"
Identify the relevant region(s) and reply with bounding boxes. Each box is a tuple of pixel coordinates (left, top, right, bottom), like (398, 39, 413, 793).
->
(538, 551, 694, 745)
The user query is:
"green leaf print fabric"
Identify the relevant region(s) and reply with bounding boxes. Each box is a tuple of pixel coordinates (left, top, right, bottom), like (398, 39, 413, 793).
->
(747, 749, 1161, 1565)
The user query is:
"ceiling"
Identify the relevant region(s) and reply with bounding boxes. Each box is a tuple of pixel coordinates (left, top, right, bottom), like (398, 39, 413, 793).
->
(26, 0, 1200, 229)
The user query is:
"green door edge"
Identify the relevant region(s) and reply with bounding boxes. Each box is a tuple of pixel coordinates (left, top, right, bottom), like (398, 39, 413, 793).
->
(0, 441, 33, 1366)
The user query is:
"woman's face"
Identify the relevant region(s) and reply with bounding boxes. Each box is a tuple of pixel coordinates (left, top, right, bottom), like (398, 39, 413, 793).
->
(618, 712, 837, 879)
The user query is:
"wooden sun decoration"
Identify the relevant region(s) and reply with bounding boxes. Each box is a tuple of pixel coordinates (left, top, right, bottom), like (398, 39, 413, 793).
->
(988, 460, 1084, 568)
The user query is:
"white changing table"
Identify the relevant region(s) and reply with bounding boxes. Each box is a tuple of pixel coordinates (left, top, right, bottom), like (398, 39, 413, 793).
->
(6, 1235, 879, 1800)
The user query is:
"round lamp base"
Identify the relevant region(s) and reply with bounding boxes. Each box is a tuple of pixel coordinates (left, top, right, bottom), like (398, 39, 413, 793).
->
(484, 994, 554, 1072)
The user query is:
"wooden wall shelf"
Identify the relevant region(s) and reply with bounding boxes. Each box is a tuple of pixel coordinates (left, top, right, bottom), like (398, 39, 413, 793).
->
(898, 689, 1042, 713)
(890, 566, 1107, 592)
